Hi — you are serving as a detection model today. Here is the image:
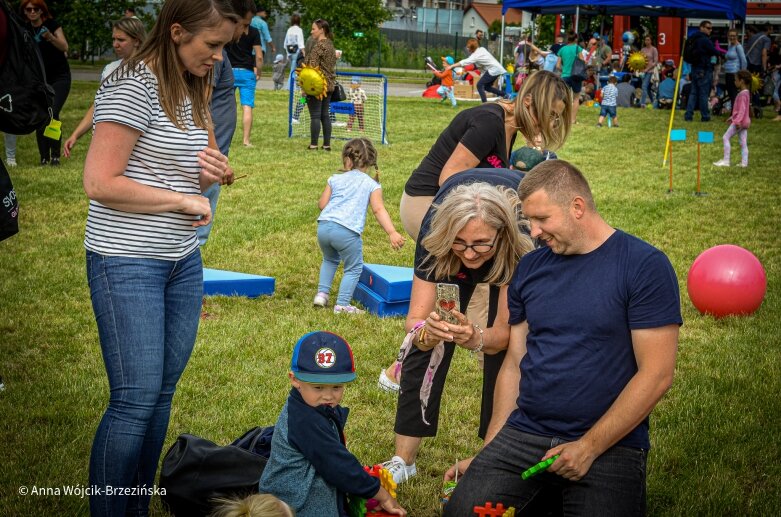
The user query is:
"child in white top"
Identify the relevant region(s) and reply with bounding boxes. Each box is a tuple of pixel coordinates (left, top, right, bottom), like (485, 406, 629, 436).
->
(597, 74, 620, 127)
(314, 138, 405, 313)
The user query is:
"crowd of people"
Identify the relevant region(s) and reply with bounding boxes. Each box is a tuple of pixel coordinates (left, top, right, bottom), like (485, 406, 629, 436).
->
(16, 2, 781, 515)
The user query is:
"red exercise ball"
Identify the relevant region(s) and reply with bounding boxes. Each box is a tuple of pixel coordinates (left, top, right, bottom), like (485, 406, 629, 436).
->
(687, 245, 767, 318)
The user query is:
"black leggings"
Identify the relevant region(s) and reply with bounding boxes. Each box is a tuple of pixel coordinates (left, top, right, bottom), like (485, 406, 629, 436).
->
(725, 73, 738, 110)
(394, 284, 502, 439)
(306, 94, 331, 146)
(36, 74, 71, 160)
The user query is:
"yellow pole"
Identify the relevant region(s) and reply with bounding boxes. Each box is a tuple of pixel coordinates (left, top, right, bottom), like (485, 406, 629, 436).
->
(662, 37, 687, 167)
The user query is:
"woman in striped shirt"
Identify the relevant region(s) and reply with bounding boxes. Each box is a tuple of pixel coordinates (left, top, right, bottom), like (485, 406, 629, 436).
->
(81, 1, 237, 515)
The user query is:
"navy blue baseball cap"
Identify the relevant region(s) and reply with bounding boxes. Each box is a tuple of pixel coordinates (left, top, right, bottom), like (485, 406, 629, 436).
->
(290, 331, 356, 384)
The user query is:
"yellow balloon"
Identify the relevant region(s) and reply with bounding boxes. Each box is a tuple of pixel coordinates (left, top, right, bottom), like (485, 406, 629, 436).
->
(296, 64, 328, 100)
(627, 51, 647, 72)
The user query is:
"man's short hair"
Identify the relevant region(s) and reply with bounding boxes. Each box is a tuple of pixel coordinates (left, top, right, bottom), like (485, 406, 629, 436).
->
(518, 160, 596, 210)
(699, 20, 712, 29)
(567, 32, 578, 43)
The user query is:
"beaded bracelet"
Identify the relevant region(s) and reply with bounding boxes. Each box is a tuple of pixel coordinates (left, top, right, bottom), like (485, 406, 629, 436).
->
(470, 323, 484, 354)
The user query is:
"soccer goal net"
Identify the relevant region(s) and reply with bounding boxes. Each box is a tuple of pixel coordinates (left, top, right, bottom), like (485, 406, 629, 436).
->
(288, 71, 388, 145)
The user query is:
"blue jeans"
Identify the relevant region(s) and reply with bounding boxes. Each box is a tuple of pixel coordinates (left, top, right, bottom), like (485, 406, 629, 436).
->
(444, 426, 647, 517)
(87, 249, 203, 517)
(640, 72, 654, 106)
(196, 183, 220, 246)
(685, 67, 712, 121)
(4, 133, 17, 161)
(317, 220, 363, 306)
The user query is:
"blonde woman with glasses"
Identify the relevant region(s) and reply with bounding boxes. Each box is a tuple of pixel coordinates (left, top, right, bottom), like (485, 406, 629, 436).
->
(380, 169, 535, 485)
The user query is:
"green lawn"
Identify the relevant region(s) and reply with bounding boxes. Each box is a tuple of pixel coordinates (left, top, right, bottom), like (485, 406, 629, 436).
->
(1, 82, 780, 516)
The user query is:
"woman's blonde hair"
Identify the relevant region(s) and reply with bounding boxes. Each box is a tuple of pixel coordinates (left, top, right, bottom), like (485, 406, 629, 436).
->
(341, 137, 379, 180)
(209, 494, 294, 517)
(113, 17, 147, 46)
(421, 182, 533, 285)
(122, 0, 238, 130)
(504, 70, 572, 152)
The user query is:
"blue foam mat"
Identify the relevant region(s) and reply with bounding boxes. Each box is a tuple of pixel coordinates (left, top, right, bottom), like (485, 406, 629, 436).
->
(203, 268, 275, 298)
(353, 282, 409, 318)
(358, 263, 414, 302)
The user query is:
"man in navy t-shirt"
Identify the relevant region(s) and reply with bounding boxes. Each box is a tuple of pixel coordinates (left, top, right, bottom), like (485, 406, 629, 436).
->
(444, 160, 682, 516)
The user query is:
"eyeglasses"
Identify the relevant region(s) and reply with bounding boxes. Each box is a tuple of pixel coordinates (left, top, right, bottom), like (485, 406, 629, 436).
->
(451, 241, 496, 254)
(703, 25, 713, 30)
(25, 7, 41, 12)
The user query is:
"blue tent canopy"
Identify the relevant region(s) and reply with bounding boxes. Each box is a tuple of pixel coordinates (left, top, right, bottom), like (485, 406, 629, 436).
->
(501, 1, 746, 21)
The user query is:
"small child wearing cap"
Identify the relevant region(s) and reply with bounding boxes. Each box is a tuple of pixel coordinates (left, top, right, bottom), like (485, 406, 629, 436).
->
(597, 74, 620, 128)
(347, 76, 368, 132)
(432, 56, 457, 107)
(259, 332, 407, 517)
(272, 54, 286, 90)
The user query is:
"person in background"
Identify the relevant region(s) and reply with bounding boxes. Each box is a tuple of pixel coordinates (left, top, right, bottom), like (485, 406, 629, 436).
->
(597, 74, 619, 127)
(347, 76, 369, 129)
(639, 35, 659, 107)
(251, 4, 274, 62)
(225, 7, 262, 146)
(616, 73, 635, 107)
(64, 17, 146, 158)
(447, 38, 505, 103)
(197, 0, 254, 248)
(745, 24, 772, 113)
(283, 13, 305, 86)
(557, 32, 586, 122)
(272, 53, 285, 90)
(594, 34, 612, 75)
(722, 29, 747, 112)
(303, 18, 336, 150)
(82, 0, 236, 514)
(21, 0, 70, 166)
(713, 69, 752, 168)
(685, 20, 720, 122)
(124, 7, 136, 18)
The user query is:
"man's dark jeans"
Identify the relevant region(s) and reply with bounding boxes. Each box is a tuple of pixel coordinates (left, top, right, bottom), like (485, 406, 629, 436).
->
(443, 426, 647, 517)
(685, 66, 712, 121)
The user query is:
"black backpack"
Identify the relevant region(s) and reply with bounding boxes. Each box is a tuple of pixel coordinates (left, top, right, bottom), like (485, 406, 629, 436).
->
(0, 0, 54, 135)
(682, 34, 701, 64)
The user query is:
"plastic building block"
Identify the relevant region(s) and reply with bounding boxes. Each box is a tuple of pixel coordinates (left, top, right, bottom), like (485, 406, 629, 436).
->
(358, 263, 413, 302)
(473, 502, 507, 517)
(521, 455, 559, 480)
(353, 282, 410, 318)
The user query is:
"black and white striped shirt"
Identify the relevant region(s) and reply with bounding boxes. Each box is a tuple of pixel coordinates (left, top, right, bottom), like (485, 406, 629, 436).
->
(85, 62, 207, 261)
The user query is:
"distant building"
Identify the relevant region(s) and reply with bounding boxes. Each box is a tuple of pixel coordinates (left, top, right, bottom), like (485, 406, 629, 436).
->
(462, 2, 526, 39)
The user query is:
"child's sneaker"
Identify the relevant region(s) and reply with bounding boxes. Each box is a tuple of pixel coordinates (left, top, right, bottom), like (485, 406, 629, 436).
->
(613, 123, 620, 127)
(313, 292, 329, 307)
(596, 123, 602, 127)
(6, 157, 16, 167)
(382, 456, 417, 484)
(333, 304, 365, 314)
(713, 159, 730, 167)
(378, 369, 400, 393)
(738, 163, 748, 168)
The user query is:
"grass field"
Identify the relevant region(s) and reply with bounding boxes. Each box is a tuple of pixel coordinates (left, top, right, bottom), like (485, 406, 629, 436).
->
(1, 81, 780, 516)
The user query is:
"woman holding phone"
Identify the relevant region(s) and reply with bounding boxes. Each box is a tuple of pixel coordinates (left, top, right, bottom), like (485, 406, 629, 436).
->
(380, 169, 534, 484)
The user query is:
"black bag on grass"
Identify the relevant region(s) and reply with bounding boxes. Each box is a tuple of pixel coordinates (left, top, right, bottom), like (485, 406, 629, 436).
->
(159, 427, 272, 517)
(331, 80, 347, 102)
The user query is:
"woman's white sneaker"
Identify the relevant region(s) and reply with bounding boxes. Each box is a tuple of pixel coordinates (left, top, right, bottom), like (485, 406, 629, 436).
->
(381, 456, 417, 484)
(377, 369, 400, 393)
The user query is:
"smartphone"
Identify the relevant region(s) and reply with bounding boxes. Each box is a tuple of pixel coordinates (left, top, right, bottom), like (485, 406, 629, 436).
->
(435, 283, 460, 325)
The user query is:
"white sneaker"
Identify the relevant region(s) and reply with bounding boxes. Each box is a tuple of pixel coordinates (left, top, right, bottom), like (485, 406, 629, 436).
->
(333, 121, 347, 127)
(313, 292, 329, 307)
(378, 369, 400, 393)
(6, 157, 16, 167)
(333, 304, 365, 314)
(738, 163, 748, 168)
(291, 119, 300, 124)
(713, 159, 730, 167)
(382, 456, 417, 484)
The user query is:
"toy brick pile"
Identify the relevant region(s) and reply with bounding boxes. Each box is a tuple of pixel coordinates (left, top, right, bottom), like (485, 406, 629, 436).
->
(352, 263, 413, 317)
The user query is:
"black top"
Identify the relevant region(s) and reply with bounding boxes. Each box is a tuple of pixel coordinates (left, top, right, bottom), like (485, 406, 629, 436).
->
(414, 168, 525, 296)
(404, 103, 516, 197)
(226, 26, 261, 70)
(689, 31, 719, 69)
(27, 18, 69, 79)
